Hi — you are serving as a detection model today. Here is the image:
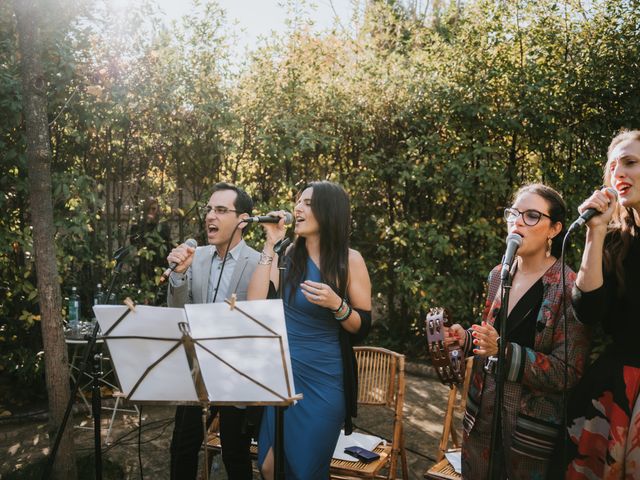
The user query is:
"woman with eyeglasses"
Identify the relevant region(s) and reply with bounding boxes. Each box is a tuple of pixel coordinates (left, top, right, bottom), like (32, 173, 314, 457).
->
(248, 181, 372, 480)
(444, 184, 590, 479)
(560, 130, 640, 479)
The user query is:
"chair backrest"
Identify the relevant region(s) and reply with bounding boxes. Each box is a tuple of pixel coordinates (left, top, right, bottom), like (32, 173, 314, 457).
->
(353, 346, 407, 478)
(355, 346, 405, 407)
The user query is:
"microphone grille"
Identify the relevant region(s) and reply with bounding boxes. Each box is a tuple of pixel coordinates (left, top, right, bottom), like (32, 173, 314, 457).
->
(506, 233, 523, 246)
(283, 212, 293, 225)
(605, 186, 618, 199)
(185, 238, 198, 248)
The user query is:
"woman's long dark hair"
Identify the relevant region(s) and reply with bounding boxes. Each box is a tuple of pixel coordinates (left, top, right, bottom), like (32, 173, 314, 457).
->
(603, 129, 640, 293)
(286, 181, 351, 301)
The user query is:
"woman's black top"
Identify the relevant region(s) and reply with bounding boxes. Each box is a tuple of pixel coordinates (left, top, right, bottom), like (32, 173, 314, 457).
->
(572, 232, 640, 366)
(495, 278, 543, 349)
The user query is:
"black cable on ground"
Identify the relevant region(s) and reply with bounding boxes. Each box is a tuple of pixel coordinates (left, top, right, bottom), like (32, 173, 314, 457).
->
(138, 406, 144, 480)
(74, 416, 174, 454)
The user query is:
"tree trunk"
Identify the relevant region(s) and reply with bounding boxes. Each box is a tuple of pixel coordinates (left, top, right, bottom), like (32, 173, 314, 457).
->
(13, 1, 78, 478)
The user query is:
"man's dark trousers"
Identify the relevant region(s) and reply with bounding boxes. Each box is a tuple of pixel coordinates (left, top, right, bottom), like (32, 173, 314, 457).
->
(169, 405, 252, 480)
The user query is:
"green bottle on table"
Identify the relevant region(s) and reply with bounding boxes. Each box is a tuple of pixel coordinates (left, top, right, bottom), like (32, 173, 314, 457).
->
(68, 286, 80, 336)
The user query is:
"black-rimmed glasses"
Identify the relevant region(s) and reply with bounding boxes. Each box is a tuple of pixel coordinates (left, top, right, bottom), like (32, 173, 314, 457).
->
(503, 207, 551, 226)
(200, 205, 238, 216)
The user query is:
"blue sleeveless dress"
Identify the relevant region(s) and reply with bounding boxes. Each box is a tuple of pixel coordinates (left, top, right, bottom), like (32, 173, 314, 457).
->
(258, 258, 345, 479)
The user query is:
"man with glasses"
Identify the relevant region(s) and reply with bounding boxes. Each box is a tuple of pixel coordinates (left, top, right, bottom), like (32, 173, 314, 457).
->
(166, 182, 260, 480)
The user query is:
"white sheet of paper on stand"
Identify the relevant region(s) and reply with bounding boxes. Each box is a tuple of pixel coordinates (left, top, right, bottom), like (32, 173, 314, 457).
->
(445, 451, 462, 473)
(185, 299, 296, 404)
(93, 305, 198, 402)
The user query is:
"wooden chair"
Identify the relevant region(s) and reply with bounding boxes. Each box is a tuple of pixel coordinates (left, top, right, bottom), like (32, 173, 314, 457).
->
(330, 346, 408, 480)
(423, 357, 473, 480)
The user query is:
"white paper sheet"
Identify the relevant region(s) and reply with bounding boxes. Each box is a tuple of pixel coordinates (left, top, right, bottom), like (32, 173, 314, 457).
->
(94, 305, 198, 402)
(95, 300, 296, 405)
(185, 299, 296, 403)
(332, 430, 384, 462)
(445, 451, 462, 473)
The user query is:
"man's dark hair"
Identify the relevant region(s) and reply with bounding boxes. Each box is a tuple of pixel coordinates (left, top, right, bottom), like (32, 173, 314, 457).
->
(211, 182, 254, 215)
(210, 182, 254, 234)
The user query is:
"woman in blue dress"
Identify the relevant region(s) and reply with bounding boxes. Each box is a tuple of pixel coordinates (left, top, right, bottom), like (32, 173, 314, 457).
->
(248, 180, 372, 480)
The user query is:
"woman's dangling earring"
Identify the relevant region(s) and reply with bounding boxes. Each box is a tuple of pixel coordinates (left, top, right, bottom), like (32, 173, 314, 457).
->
(546, 237, 552, 258)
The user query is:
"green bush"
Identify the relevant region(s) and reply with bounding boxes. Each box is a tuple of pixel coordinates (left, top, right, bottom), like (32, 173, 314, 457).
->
(2, 0, 638, 390)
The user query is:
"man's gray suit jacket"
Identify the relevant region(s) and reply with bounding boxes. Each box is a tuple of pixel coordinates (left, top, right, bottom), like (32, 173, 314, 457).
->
(167, 241, 260, 307)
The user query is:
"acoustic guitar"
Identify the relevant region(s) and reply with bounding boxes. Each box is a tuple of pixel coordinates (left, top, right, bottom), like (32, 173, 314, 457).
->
(425, 307, 465, 387)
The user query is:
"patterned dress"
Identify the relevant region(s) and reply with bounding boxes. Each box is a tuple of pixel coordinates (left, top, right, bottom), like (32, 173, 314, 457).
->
(460, 260, 590, 479)
(563, 233, 640, 479)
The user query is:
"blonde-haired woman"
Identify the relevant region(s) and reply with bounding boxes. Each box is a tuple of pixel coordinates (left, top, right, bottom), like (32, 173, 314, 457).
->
(563, 130, 640, 478)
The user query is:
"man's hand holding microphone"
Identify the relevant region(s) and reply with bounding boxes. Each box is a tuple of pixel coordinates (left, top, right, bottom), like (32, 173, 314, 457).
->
(160, 238, 198, 282)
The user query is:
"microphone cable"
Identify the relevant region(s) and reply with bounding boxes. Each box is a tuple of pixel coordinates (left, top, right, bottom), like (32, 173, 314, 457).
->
(559, 227, 573, 475)
(557, 186, 611, 473)
(212, 221, 246, 302)
(215, 214, 290, 302)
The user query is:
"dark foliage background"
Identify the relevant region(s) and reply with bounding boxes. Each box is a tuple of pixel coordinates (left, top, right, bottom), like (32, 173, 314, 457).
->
(1, 0, 638, 399)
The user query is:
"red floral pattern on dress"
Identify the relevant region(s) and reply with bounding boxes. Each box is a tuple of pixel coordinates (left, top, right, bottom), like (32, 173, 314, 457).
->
(567, 366, 640, 479)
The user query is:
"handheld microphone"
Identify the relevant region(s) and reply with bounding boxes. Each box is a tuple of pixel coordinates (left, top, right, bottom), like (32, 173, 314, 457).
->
(244, 212, 293, 225)
(113, 245, 132, 262)
(500, 233, 523, 282)
(160, 238, 198, 282)
(568, 187, 618, 232)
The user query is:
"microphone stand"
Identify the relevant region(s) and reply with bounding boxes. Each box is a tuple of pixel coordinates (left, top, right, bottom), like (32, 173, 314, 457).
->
(273, 237, 291, 480)
(42, 247, 130, 480)
(487, 272, 513, 479)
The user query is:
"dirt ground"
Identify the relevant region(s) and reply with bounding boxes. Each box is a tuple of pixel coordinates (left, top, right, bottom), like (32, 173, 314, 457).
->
(0, 363, 458, 479)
